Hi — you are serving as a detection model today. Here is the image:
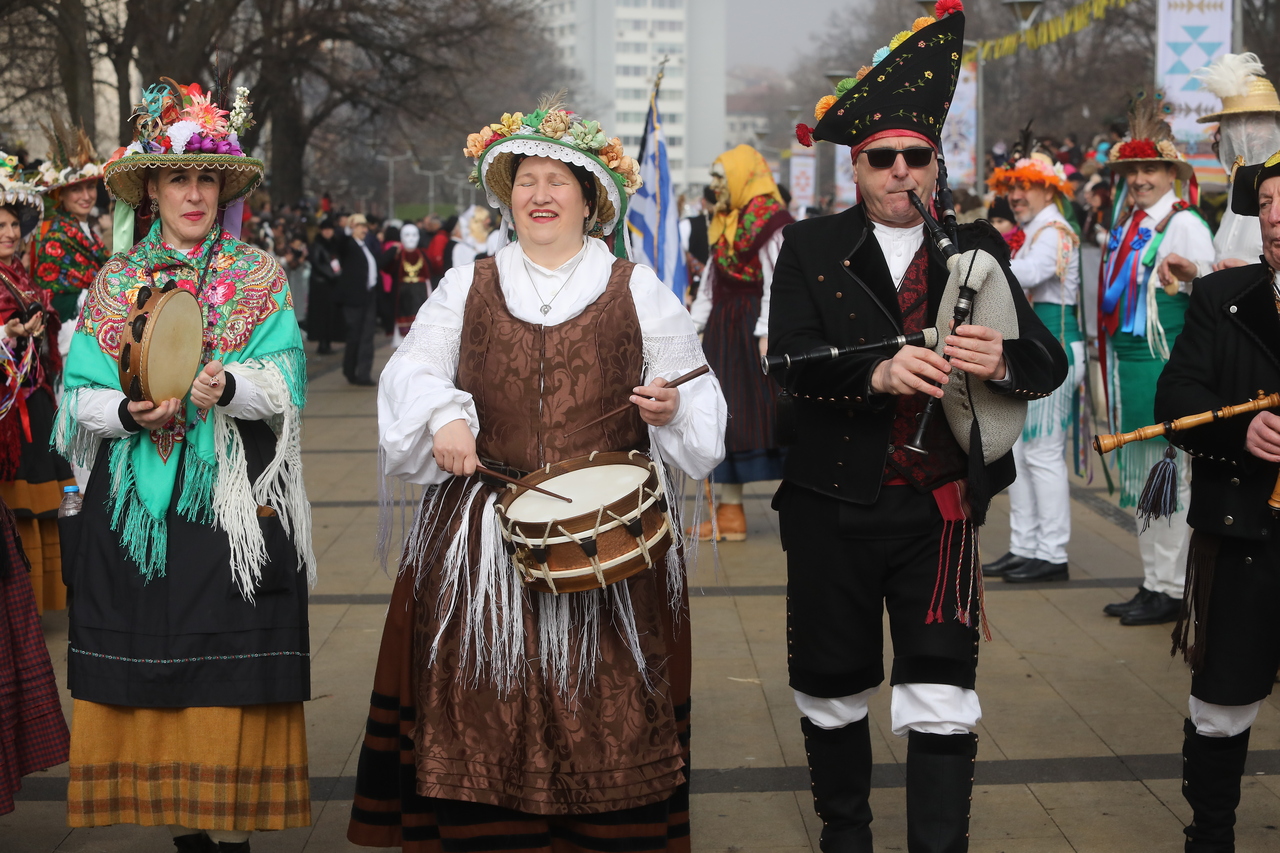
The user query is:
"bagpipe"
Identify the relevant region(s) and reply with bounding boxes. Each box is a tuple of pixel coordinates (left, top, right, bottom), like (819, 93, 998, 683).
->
(1093, 391, 1280, 517)
(768, 157, 1027, 466)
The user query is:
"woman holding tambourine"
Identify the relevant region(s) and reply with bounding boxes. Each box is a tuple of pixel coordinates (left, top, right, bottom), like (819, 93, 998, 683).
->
(53, 81, 314, 852)
(0, 152, 75, 615)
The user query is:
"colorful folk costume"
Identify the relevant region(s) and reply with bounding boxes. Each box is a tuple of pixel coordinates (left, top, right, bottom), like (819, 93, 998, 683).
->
(779, 4, 1067, 850)
(30, 116, 108, 356)
(384, 222, 431, 341)
(347, 98, 727, 852)
(1155, 151, 1280, 853)
(1193, 52, 1280, 265)
(983, 136, 1085, 583)
(53, 81, 315, 851)
(1098, 92, 1216, 626)
(0, 154, 74, 614)
(689, 144, 792, 541)
(0, 491, 70, 816)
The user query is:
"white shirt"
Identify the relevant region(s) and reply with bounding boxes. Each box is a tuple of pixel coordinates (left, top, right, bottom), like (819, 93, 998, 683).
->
(72, 373, 274, 439)
(1134, 189, 1217, 290)
(1009, 203, 1080, 306)
(690, 228, 785, 338)
(379, 238, 727, 486)
(870, 222, 926, 289)
(359, 240, 377, 290)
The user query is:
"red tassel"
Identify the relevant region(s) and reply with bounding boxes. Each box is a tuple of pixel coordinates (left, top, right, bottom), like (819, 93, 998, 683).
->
(935, 0, 963, 16)
(795, 123, 815, 147)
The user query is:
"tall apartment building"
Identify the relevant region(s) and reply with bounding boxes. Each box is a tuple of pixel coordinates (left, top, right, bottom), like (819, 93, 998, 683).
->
(539, 0, 725, 191)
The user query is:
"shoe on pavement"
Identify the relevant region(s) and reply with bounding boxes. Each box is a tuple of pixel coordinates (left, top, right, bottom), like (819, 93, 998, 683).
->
(1003, 559, 1069, 583)
(982, 551, 1030, 577)
(1120, 591, 1181, 626)
(689, 502, 747, 542)
(1103, 586, 1152, 618)
(173, 833, 217, 853)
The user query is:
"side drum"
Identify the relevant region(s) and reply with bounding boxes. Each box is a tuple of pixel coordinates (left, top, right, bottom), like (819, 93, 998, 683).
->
(495, 450, 672, 594)
(117, 283, 204, 405)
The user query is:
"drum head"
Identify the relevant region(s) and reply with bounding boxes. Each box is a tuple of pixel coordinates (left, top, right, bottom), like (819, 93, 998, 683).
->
(143, 289, 204, 404)
(506, 464, 649, 523)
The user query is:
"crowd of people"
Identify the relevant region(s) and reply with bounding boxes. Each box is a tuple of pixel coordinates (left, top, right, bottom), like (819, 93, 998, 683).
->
(5, 4, 1280, 853)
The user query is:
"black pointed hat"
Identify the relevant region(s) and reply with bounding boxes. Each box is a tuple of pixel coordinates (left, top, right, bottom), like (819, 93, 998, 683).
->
(1230, 149, 1280, 216)
(797, 1, 965, 151)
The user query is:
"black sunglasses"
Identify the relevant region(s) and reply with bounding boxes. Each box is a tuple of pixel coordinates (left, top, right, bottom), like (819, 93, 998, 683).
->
(861, 147, 935, 169)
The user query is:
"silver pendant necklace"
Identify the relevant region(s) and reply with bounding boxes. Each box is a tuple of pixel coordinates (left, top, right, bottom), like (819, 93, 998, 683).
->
(524, 246, 588, 316)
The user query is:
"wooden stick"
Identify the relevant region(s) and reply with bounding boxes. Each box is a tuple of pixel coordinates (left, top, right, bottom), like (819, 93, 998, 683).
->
(564, 365, 711, 437)
(476, 465, 573, 503)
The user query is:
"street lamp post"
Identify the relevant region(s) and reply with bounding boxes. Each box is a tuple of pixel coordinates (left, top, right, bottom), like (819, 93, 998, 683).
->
(411, 165, 446, 216)
(375, 152, 412, 220)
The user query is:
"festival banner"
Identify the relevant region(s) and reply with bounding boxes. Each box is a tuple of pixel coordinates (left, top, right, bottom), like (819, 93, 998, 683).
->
(941, 57, 979, 191)
(1156, 0, 1231, 183)
(789, 141, 816, 214)
(834, 144, 857, 212)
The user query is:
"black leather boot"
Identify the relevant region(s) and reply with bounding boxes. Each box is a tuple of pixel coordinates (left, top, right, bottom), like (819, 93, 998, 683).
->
(172, 833, 216, 853)
(801, 716, 874, 852)
(906, 731, 978, 853)
(1182, 718, 1249, 852)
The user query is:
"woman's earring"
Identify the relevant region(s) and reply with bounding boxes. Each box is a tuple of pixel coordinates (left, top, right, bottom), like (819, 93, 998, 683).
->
(148, 198, 159, 216)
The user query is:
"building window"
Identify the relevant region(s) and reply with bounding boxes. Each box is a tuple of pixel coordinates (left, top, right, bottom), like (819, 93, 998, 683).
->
(666, 136, 683, 147)
(617, 65, 648, 76)
(657, 88, 682, 101)
(618, 42, 649, 53)
(618, 111, 649, 123)
(623, 136, 644, 146)
(653, 19, 684, 31)
(617, 0, 647, 6)
(662, 113, 682, 124)
(617, 88, 649, 100)
(668, 158, 683, 169)
(654, 43, 684, 54)
(653, 0, 683, 7)
(618, 18, 647, 30)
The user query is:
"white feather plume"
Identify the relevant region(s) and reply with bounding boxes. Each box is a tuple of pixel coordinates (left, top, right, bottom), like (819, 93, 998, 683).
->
(1193, 52, 1267, 99)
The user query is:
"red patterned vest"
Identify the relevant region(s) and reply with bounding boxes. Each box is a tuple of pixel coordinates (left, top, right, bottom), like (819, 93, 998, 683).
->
(883, 245, 967, 490)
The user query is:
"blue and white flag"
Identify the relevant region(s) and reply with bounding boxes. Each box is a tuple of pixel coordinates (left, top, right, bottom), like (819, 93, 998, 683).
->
(627, 97, 688, 301)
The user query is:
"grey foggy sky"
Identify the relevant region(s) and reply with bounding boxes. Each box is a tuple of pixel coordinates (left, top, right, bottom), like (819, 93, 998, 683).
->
(724, 0, 861, 71)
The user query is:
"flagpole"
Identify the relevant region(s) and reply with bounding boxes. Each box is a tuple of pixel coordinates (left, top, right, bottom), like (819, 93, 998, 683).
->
(638, 55, 670, 165)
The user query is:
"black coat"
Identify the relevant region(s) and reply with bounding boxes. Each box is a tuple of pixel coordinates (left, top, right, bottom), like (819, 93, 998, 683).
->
(1155, 262, 1280, 542)
(335, 232, 382, 307)
(768, 204, 1068, 510)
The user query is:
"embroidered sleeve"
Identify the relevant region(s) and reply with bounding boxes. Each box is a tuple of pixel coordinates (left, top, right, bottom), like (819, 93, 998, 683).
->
(643, 333, 707, 378)
(387, 323, 462, 376)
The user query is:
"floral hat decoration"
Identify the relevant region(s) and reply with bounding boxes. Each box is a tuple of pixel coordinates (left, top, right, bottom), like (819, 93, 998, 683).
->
(987, 122, 1072, 196)
(0, 152, 45, 238)
(1107, 90, 1194, 182)
(104, 78, 262, 208)
(796, 0, 965, 152)
(464, 92, 642, 255)
(34, 113, 104, 196)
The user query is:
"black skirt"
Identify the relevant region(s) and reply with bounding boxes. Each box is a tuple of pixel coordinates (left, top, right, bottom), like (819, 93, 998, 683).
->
(64, 418, 310, 708)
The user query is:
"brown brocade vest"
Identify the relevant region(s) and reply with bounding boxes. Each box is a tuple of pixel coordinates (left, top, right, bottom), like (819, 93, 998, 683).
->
(456, 256, 648, 473)
(883, 244, 967, 490)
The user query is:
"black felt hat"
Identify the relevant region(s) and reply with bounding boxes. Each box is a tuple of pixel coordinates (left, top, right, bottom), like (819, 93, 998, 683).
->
(1230, 150, 1280, 216)
(798, 2, 965, 152)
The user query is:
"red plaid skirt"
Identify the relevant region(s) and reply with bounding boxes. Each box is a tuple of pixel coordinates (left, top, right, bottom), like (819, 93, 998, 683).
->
(0, 499, 70, 815)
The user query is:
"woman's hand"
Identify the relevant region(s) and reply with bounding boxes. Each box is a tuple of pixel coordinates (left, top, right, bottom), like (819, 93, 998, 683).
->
(433, 418, 478, 476)
(631, 377, 679, 427)
(190, 360, 226, 410)
(4, 312, 43, 339)
(128, 397, 181, 430)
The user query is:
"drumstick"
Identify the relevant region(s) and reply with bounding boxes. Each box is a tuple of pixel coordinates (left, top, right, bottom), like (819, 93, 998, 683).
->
(475, 465, 573, 503)
(564, 365, 711, 437)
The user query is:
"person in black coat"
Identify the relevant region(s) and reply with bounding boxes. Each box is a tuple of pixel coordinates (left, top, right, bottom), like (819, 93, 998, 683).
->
(1153, 156, 1280, 853)
(768, 8, 1067, 851)
(308, 218, 345, 355)
(334, 213, 381, 385)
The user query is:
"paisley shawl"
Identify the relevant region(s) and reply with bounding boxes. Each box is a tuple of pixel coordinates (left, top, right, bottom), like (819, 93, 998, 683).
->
(54, 220, 314, 595)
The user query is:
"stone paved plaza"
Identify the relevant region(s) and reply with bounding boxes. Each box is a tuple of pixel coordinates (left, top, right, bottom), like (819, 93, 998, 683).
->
(5, 345, 1280, 852)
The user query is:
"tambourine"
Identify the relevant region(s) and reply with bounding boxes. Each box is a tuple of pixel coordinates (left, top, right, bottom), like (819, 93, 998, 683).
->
(118, 282, 204, 404)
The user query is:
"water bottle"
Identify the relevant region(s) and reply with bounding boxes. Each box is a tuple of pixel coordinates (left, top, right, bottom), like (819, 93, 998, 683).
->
(58, 485, 83, 518)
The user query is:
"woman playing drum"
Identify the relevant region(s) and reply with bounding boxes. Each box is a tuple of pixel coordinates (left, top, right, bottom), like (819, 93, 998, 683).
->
(347, 98, 726, 852)
(53, 81, 314, 853)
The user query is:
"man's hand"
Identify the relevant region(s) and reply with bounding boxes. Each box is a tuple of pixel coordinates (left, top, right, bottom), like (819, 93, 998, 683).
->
(757, 336, 768, 362)
(632, 376, 679, 427)
(128, 397, 181, 431)
(1214, 257, 1251, 272)
(1158, 253, 1199, 292)
(189, 360, 226, 411)
(945, 324, 1007, 381)
(870, 345, 950, 398)
(1246, 411, 1280, 462)
(433, 418, 478, 476)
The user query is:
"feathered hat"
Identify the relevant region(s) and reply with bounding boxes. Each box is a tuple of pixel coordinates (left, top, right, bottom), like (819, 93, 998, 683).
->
(464, 92, 642, 256)
(796, 0, 965, 151)
(0, 152, 44, 238)
(1194, 52, 1280, 124)
(987, 122, 1072, 195)
(104, 78, 262, 208)
(1230, 149, 1280, 217)
(1107, 90, 1194, 182)
(34, 113, 104, 195)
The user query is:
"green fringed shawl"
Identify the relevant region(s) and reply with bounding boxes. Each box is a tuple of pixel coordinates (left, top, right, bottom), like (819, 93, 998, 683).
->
(54, 221, 308, 583)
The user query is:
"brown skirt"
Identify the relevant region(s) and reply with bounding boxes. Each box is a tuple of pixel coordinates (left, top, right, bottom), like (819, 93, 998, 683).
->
(1, 477, 73, 613)
(67, 700, 311, 830)
(348, 477, 691, 851)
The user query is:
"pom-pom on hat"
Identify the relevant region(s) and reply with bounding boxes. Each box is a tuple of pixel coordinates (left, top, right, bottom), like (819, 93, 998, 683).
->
(797, 0, 965, 152)
(465, 92, 642, 243)
(0, 152, 44, 238)
(1229, 148, 1280, 216)
(1107, 89, 1194, 182)
(104, 78, 263, 208)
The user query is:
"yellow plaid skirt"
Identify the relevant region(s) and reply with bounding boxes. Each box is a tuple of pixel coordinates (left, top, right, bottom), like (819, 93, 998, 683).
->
(67, 700, 311, 830)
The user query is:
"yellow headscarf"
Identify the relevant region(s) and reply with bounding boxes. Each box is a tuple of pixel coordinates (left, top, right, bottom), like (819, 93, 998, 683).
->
(708, 145, 784, 249)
